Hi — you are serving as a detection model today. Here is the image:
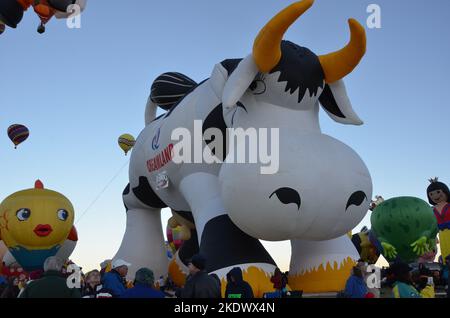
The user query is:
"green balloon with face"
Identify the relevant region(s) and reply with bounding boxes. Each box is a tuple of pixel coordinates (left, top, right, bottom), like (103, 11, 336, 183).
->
(371, 197, 438, 263)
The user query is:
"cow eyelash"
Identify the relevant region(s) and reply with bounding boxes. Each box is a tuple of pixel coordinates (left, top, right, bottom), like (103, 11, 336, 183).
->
(255, 73, 265, 81)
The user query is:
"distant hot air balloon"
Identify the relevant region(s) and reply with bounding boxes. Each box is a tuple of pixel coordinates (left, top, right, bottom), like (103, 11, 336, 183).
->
(47, 0, 76, 12)
(7, 124, 29, 149)
(118, 134, 135, 156)
(0, 0, 87, 34)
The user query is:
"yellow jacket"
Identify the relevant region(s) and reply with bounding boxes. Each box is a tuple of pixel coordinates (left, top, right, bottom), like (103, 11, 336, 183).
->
(420, 285, 435, 298)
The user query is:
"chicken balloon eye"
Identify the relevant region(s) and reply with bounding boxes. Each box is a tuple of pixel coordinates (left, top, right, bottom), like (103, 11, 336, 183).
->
(57, 209, 69, 221)
(16, 208, 31, 221)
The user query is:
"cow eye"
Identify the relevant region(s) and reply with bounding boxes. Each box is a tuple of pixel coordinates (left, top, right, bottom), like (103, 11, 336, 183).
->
(346, 191, 367, 210)
(270, 188, 301, 210)
(249, 80, 266, 95)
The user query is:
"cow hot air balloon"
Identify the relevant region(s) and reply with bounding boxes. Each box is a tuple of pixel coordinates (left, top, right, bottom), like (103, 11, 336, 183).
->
(118, 134, 135, 156)
(7, 124, 29, 149)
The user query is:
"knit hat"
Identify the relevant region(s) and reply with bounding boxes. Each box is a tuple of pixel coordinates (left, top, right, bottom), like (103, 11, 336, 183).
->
(189, 254, 206, 271)
(135, 268, 155, 286)
(390, 262, 412, 277)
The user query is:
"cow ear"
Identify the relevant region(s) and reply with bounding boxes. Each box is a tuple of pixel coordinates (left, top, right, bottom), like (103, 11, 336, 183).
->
(222, 54, 259, 109)
(319, 80, 363, 125)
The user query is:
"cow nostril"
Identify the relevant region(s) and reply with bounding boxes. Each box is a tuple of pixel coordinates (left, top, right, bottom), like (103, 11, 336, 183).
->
(346, 191, 367, 210)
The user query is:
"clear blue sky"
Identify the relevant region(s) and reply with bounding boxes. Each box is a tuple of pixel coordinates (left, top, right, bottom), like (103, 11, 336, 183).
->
(1, 0, 449, 271)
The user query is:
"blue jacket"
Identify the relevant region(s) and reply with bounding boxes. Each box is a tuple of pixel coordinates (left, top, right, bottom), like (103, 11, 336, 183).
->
(344, 275, 368, 298)
(102, 270, 127, 297)
(392, 282, 421, 298)
(120, 284, 165, 298)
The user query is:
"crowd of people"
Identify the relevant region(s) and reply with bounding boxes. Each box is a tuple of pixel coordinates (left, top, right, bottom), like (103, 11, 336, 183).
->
(1, 253, 449, 299)
(341, 255, 450, 298)
(0, 253, 258, 299)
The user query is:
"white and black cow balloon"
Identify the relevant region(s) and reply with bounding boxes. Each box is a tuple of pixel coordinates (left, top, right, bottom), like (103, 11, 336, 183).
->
(114, 0, 372, 294)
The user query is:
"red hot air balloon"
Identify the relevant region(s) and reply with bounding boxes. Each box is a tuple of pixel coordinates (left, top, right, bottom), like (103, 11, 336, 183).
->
(7, 124, 29, 149)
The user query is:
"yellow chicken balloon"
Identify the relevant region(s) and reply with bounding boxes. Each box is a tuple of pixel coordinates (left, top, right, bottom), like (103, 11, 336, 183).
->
(118, 134, 136, 156)
(0, 180, 77, 271)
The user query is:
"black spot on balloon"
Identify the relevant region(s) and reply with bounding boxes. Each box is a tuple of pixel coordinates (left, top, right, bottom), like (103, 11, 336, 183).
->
(269, 187, 301, 210)
(391, 200, 397, 209)
(346, 191, 367, 210)
(399, 223, 410, 233)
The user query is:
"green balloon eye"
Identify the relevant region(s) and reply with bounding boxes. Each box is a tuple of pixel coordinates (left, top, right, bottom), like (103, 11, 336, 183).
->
(57, 209, 69, 221)
(16, 208, 31, 221)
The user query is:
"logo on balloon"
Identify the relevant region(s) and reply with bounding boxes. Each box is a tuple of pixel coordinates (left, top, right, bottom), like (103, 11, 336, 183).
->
(152, 128, 161, 150)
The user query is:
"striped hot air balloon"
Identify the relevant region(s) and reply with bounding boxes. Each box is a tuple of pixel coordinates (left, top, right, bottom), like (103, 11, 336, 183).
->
(151, 72, 197, 111)
(118, 134, 135, 156)
(7, 124, 29, 149)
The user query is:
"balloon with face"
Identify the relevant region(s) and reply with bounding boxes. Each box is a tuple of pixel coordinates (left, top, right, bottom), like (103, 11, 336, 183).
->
(0, 180, 77, 271)
(217, 1, 372, 242)
(0, 240, 7, 272)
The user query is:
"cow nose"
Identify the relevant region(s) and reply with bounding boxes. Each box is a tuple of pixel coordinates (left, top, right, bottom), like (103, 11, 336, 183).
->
(346, 191, 367, 210)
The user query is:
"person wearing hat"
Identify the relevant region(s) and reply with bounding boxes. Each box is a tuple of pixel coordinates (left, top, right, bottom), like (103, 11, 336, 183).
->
(225, 267, 254, 298)
(19, 256, 81, 298)
(391, 262, 421, 298)
(120, 268, 165, 298)
(99, 259, 112, 279)
(178, 254, 221, 298)
(101, 259, 130, 297)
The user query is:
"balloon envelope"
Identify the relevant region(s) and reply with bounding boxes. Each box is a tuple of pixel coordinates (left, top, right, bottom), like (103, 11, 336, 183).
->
(54, 0, 87, 19)
(7, 124, 29, 148)
(0, 240, 7, 272)
(118, 134, 135, 155)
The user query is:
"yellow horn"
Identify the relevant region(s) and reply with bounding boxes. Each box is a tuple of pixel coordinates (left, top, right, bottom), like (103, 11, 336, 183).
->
(319, 19, 367, 83)
(253, 0, 314, 73)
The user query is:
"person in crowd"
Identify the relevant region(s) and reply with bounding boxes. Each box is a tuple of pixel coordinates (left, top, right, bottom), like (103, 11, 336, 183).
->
(444, 255, 450, 298)
(121, 268, 165, 298)
(380, 267, 396, 298)
(0, 276, 20, 298)
(101, 259, 130, 297)
(99, 259, 111, 279)
(157, 275, 165, 289)
(343, 266, 368, 298)
(210, 273, 222, 294)
(358, 261, 380, 298)
(270, 268, 283, 291)
(416, 275, 435, 298)
(19, 256, 81, 298)
(160, 275, 177, 297)
(82, 269, 112, 298)
(225, 267, 254, 298)
(178, 254, 221, 298)
(0, 274, 6, 295)
(281, 272, 289, 294)
(416, 264, 436, 298)
(391, 262, 421, 298)
(29, 270, 43, 281)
